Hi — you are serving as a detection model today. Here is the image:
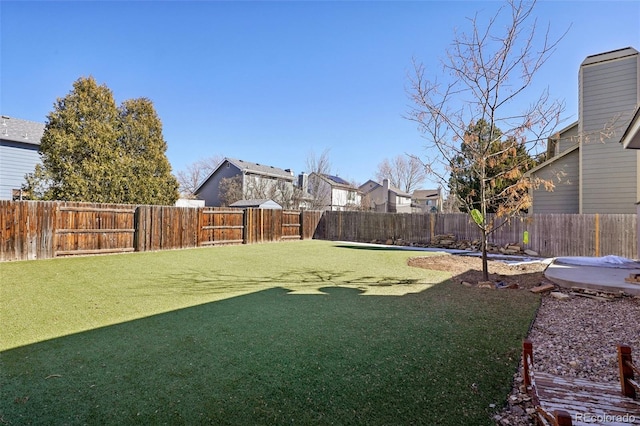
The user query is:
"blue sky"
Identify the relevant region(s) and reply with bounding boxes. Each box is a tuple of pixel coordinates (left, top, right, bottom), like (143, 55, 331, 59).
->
(2, 1, 639, 188)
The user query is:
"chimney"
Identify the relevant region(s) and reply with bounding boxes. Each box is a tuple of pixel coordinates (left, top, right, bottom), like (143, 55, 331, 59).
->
(298, 173, 308, 192)
(382, 179, 390, 211)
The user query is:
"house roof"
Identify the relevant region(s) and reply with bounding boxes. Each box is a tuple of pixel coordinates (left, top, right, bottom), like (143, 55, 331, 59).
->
(389, 186, 411, 198)
(0, 115, 45, 146)
(196, 157, 295, 193)
(225, 158, 295, 180)
(359, 179, 411, 198)
(412, 189, 440, 199)
(312, 173, 358, 190)
(324, 174, 351, 186)
(621, 105, 640, 149)
(581, 47, 638, 66)
(229, 199, 282, 209)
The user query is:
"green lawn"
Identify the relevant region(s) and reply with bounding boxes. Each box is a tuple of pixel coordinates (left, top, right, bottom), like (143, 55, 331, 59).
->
(0, 240, 539, 425)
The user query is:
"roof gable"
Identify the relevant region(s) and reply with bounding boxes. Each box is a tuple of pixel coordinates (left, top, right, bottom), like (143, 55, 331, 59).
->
(525, 143, 580, 176)
(622, 105, 640, 149)
(358, 180, 381, 194)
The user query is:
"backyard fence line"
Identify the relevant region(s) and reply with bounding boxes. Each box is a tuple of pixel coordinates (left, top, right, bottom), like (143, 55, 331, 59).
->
(0, 200, 323, 261)
(2, 201, 636, 261)
(314, 211, 638, 259)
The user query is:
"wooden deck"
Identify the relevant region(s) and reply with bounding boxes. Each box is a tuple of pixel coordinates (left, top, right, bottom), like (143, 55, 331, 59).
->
(535, 372, 640, 425)
(523, 340, 640, 425)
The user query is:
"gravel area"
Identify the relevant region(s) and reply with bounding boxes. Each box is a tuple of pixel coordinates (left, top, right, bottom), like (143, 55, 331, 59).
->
(406, 253, 640, 425)
(496, 293, 640, 426)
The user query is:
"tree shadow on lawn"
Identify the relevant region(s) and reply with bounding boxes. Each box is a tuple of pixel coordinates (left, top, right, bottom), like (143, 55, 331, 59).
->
(0, 280, 539, 426)
(152, 268, 429, 298)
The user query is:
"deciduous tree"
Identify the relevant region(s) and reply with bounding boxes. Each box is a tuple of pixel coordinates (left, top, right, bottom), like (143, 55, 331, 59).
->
(218, 175, 243, 207)
(304, 148, 333, 210)
(176, 155, 223, 198)
(407, 0, 566, 280)
(375, 155, 426, 193)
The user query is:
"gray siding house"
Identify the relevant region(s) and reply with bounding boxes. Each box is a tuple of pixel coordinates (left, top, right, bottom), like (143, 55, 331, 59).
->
(411, 188, 443, 213)
(528, 47, 640, 214)
(195, 158, 296, 207)
(0, 116, 45, 200)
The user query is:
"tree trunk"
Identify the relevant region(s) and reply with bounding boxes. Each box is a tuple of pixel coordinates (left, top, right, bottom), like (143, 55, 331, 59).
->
(481, 227, 489, 282)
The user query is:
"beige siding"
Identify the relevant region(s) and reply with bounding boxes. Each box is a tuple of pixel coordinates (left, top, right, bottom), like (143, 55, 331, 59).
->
(580, 52, 639, 213)
(531, 149, 580, 214)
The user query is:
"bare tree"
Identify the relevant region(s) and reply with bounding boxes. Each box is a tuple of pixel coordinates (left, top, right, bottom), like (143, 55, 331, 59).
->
(406, 0, 567, 280)
(218, 175, 243, 207)
(176, 155, 223, 198)
(375, 155, 427, 193)
(305, 148, 333, 210)
(218, 174, 305, 209)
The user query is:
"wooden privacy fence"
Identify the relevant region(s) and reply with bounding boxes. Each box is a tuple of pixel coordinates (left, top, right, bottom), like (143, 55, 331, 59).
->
(0, 201, 323, 261)
(316, 211, 638, 259)
(3, 202, 636, 261)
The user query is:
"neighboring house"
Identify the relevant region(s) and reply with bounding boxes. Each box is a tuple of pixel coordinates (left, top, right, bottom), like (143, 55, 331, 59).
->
(307, 173, 361, 211)
(527, 47, 640, 214)
(0, 116, 45, 200)
(195, 158, 296, 207)
(359, 179, 412, 213)
(229, 199, 282, 209)
(412, 188, 443, 213)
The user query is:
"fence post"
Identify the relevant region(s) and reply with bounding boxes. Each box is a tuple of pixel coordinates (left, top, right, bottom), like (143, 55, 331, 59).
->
(134, 205, 151, 252)
(242, 208, 249, 244)
(618, 344, 636, 399)
(594, 213, 600, 257)
(51, 202, 59, 258)
(555, 411, 572, 426)
(134, 207, 141, 252)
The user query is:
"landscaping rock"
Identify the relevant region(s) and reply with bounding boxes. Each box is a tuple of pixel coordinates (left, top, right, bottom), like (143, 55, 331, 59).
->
(530, 283, 555, 293)
(550, 291, 571, 301)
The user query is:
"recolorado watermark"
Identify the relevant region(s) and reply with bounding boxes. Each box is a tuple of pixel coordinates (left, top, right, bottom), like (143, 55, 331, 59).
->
(575, 412, 636, 423)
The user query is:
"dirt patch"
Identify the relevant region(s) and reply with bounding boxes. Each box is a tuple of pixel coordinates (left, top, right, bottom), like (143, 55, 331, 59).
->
(408, 254, 549, 289)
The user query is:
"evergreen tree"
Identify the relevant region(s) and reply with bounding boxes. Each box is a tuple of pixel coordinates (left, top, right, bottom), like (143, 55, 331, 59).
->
(448, 119, 535, 213)
(118, 98, 179, 205)
(25, 77, 178, 204)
